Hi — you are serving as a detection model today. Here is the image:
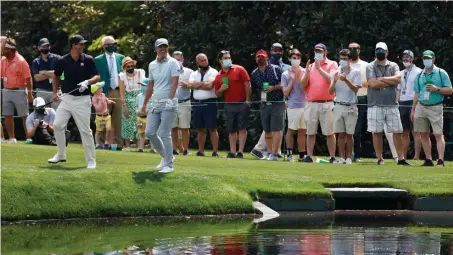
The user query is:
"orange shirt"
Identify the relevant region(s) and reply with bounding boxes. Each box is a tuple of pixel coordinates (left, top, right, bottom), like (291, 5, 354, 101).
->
(1, 52, 31, 89)
(306, 59, 338, 102)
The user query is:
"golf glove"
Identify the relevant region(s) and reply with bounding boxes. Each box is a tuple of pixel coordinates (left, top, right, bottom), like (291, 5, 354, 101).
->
(77, 80, 89, 93)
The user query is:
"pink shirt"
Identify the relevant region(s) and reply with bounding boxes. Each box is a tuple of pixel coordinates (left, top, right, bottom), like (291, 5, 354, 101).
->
(306, 59, 338, 102)
(92, 93, 109, 115)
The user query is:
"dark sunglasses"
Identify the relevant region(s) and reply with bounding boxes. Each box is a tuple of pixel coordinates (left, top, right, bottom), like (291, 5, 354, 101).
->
(349, 47, 360, 50)
(125, 65, 136, 69)
(105, 43, 117, 47)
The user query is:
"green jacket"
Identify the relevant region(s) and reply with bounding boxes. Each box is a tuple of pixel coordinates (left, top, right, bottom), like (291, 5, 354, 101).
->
(94, 53, 124, 94)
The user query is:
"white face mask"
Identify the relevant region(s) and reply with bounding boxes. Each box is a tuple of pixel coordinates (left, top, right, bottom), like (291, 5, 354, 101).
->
(314, 53, 324, 61)
(290, 59, 301, 67)
(403, 61, 411, 68)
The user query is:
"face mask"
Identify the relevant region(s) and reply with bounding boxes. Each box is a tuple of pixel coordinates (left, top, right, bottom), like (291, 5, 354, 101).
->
(35, 108, 45, 115)
(222, 59, 232, 68)
(290, 59, 300, 67)
(2, 50, 10, 58)
(257, 59, 267, 67)
(375, 52, 386, 61)
(271, 53, 282, 60)
(106, 45, 116, 53)
(350, 50, 358, 60)
(141, 86, 147, 93)
(40, 49, 50, 55)
(423, 59, 433, 68)
(126, 68, 134, 74)
(314, 53, 324, 61)
(339, 60, 348, 68)
(198, 65, 209, 71)
(403, 61, 411, 68)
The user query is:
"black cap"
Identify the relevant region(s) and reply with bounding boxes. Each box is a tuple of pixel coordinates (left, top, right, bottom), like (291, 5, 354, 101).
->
(38, 38, 50, 46)
(70, 35, 87, 45)
(314, 43, 327, 51)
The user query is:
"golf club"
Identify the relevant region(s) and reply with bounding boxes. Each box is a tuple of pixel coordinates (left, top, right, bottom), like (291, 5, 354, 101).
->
(41, 81, 105, 107)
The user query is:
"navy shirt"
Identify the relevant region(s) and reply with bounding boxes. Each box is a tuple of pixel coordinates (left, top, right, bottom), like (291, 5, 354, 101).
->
(54, 53, 99, 96)
(250, 64, 283, 102)
(31, 53, 61, 91)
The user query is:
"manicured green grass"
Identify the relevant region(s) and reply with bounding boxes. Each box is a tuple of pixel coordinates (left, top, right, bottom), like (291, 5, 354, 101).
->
(1, 143, 453, 220)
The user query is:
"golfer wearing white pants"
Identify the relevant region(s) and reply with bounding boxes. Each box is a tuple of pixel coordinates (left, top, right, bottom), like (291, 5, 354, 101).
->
(48, 35, 100, 169)
(141, 38, 180, 174)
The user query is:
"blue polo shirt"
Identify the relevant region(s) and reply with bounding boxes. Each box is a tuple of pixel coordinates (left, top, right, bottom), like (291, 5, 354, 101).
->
(31, 53, 61, 91)
(414, 66, 452, 104)
(250, 64, 283, 102)
(54, 53, 99, 96)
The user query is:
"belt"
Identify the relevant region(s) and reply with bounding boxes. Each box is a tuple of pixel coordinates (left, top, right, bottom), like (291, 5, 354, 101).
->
(4, 87, 25, 90)
(192, 98, 217, 103)
(137, 114, 147, 118)
(178, 98, 190, 103)
(420, 102, 442, 107)
(311, 100, 333, 103)
(357, 96, 367, 99)
(334, 102, 354, 106)
(96, 114, 109, 117)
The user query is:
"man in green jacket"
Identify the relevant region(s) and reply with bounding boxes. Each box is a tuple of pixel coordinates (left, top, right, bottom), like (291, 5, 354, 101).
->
(94, 36, 124, 149)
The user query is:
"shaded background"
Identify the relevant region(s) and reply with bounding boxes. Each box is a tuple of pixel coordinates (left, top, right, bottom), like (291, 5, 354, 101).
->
(2, 1, 453, 158)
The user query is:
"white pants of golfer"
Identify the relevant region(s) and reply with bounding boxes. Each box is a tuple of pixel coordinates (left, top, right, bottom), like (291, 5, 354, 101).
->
(53, 95, 95, 164)
(254, 131, 283, 154)
(146, 101, 176, 168)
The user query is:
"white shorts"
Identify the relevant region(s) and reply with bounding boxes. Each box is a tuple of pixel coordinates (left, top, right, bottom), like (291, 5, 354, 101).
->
(333, 104, 358, 134)
(304, 102, 334, 136)
(287, 107, 306, 130)
(172, 100, 191, 129)
(367, 106, 403, 133)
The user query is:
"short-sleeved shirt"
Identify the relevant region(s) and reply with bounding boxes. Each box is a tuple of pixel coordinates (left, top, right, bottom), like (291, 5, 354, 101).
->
(250, 64, 283, 102)
(281, 67, 306, 108)
(176, 66, 193, 101)
(366, 60, 400, 107)
(414, 66, 452, 105)
(31, 53, 60, 91)
(397, 65, 422, 102)
(306, 59, 338, 102)
(135, 92, 151, 111)
(189, 67, 218, 100)
(269, 58, 291, 73)
(148, 56, 180, 101)
(332, 67, 362, 104)
(1, 52, 31, 89)
(350, 59, 369, 97)
(92, 93, 109, 115)
(26, 108, 56, 129)
(54, 53, 99, 96)
(119, 69, 145, 92)
(214, 64, 250, 103)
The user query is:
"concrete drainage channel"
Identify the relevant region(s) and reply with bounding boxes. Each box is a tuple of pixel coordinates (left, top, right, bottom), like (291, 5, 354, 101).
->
(253, 187, 453, 223)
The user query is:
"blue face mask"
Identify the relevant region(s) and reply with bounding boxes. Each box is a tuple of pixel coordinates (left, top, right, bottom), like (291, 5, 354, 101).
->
(339, 60, 348, 68)
(222, 59, 232, 68)
(315, 53, 324, 61)
(423, 59, 433, 68)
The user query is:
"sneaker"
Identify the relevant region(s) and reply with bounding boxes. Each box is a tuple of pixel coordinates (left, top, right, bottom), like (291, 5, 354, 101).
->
(25, 139, 33, 144)
(0, 139, 5, 144)
(267, 154, 278, 161)
(149, 149, 156, 153)
(182, 150, 189, 156)
(156, 158, 165, 171)
(159, 166, 174, 174)
(377, 159, 385, 165)
(250, 149, 265, 159)
(393, 157, 398, 163)
(236, 152, 244, 159)
(123, 147, 131, 152)
(227, 152, 236, 158)
(103, 144, 111, 150)
(48, 154, 67, 164)
(95, 145, 103, 150)
(397, 160, 411, 166)
(8, 138, 17, 144)
(436, 159, 445, 167)
(276, 154, 283, 159)
(345, 158, 352, 164)
(196, 151, 205, 156)
(86, 161, 96, 169)
(333, 158, 346, 164)
(287, 155, 295, 162)
(298, 155, 307, 162)
(422, 159, 434, 167)
(355, 157, 362, 162)
(137, 148, 144, 152)
(301, 155, 313, 163)
(173, 149, 179, 155)
(329, 157, 336, 164)
(212, 152, 219, 157)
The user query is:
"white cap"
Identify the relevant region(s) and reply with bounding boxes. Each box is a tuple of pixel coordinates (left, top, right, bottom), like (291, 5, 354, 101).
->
(33, 97, 45, 107)
(375, 42, 388, 51)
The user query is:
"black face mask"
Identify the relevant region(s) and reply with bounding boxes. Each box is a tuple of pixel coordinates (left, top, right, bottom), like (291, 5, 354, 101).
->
(350, 50, 358, 60)
(126, 68, 134, 74)
(198, 65, 209, 71)
(376, 53, 386, 61)
(35, 108, 45, 115)
(40, 49, 50, 55)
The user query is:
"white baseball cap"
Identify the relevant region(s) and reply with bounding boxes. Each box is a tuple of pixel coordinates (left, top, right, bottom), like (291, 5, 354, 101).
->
(33, 97, 45, 107)
(375, 42, 388, 51)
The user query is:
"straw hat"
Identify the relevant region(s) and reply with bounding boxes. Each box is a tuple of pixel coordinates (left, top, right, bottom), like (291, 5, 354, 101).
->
(121, 56, 137, 71)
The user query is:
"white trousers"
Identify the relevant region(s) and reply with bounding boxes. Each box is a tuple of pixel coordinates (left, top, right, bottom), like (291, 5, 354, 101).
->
(53, 95, 95, 164)
(253, 131, 283, 154)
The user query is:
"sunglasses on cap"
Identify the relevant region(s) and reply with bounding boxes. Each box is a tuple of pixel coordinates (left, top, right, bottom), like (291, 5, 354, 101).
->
(375, 49, 386, 53)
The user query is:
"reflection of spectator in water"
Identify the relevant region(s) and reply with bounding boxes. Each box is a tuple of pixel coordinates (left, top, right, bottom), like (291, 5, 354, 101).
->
(211, 235, 247, 255)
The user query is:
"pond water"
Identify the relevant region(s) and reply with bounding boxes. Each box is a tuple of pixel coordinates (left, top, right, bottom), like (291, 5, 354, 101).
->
(2, 212, 453, 255)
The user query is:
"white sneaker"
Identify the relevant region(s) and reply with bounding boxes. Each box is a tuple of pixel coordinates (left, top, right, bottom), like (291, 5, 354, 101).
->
(345, 158, 352, 164)
(287, 155, 295, 162)
(8, 138, 17, 144)
(156, 156, 175, 170)
(48, 154, 67, 164)
(123, 147, 131, 152)
(159, 166, 174, 173)
(86, 161, 96, 169)
(334, 158, 346, 164)
(393, 157, 398, 163)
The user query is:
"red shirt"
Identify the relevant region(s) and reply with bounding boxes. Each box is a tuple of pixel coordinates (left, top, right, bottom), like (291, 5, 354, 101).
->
(214, 64, 250, 103)
(1, 52, 31, 89)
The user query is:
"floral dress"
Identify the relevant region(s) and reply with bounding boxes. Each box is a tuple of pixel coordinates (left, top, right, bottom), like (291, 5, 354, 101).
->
(119, 69, 145, 140)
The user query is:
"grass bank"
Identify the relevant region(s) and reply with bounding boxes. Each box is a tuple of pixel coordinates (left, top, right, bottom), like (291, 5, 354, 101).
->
(1, 143, 453, 220)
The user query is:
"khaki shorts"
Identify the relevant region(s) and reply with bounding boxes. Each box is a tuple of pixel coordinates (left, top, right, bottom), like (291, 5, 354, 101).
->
(95, 115, 111, 132)
(287, 107, 306, 130)
(136, 116, 148, 134)
(414, 103, 443, 134)
(333, 104, 358, 135)
(304, 101, 334, 136)
(367, 106, 403, 133)
(172, 100, 191, 129)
